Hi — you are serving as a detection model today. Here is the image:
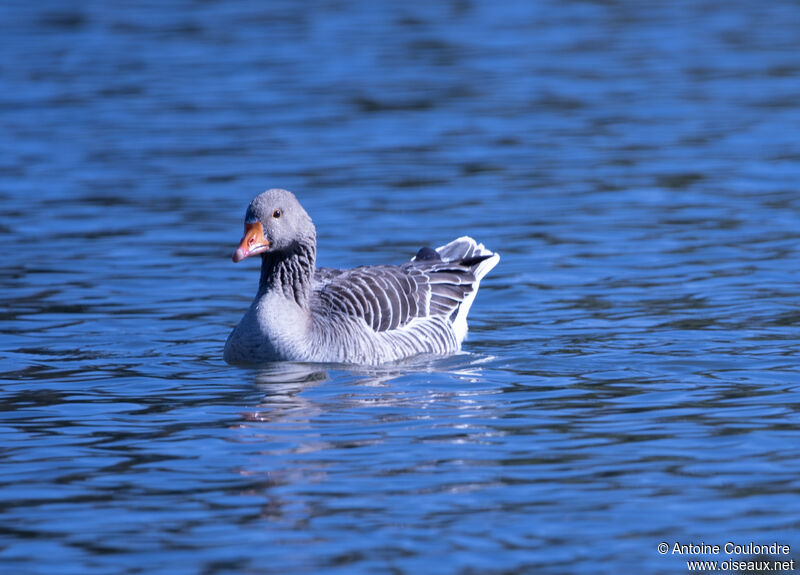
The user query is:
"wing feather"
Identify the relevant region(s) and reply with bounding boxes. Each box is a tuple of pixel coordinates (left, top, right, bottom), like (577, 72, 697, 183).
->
(313, 258, 483, 334)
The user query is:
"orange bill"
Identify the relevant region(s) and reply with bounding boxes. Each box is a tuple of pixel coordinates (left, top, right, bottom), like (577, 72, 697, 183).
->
(232, 221, 270, 262)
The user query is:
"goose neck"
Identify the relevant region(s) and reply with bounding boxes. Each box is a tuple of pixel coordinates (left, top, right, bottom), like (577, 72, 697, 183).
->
(258, 240, 316, 307)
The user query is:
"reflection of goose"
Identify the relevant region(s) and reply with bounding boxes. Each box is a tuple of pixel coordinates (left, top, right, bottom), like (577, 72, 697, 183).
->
(244, 354, 497, 425)
(238, 356, 500, 527)
(244, 363, 329, 423)
(224, 189, 500, 365)
(252, 362, 330, 387)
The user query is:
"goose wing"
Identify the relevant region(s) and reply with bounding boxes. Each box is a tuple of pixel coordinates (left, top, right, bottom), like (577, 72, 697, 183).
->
(313, 260, 482, 333)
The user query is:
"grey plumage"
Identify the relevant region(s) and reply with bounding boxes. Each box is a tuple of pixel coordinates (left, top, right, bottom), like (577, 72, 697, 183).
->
(224, 189, 500, 365)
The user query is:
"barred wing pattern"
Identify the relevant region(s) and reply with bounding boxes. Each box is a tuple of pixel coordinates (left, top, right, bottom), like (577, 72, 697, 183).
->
(314, 259, 480, 334)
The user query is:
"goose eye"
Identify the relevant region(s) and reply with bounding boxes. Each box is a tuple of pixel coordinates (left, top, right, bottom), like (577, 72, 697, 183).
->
(273, 209, 282, 219)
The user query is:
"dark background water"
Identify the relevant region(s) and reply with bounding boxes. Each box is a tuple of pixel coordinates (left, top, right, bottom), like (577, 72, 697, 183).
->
(2, 1, 800, 573)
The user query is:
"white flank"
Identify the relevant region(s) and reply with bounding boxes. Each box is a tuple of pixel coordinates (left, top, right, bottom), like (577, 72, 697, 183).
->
(435, 236, 500, 344)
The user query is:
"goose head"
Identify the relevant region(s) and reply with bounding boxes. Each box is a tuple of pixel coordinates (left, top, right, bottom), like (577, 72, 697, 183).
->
(232, 188, 316, 263)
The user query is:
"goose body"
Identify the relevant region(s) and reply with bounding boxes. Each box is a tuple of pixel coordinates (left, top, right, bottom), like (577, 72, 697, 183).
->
(224, 189, 499, 365)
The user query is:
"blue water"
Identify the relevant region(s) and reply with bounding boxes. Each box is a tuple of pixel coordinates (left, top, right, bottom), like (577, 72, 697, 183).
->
(3, 1, 800, 573)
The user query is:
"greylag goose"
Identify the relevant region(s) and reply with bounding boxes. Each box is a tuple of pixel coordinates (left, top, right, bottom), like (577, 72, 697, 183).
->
(224, 189, 499, 364)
